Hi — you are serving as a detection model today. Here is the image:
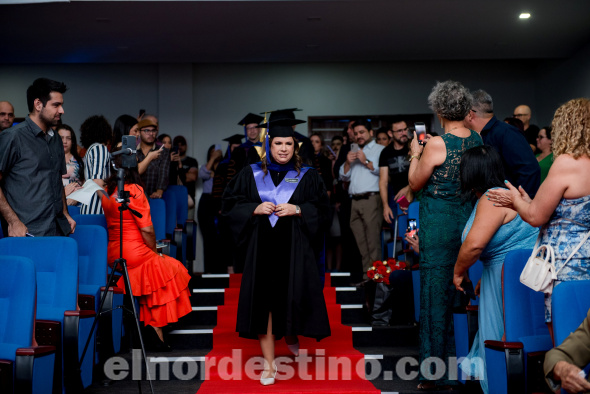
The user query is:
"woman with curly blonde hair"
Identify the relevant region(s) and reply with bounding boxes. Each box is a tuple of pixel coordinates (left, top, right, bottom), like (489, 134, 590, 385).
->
(488, 97, 590, 338)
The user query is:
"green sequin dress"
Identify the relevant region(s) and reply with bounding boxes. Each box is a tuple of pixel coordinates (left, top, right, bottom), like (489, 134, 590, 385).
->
(418, 130, 482, 386)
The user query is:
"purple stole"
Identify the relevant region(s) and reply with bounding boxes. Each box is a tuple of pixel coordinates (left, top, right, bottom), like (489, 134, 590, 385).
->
(250, 164, 309, 227)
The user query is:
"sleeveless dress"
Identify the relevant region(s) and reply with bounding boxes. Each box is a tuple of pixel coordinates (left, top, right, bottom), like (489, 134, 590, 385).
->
(458, 193, 539, 394)
(101, 184, 192, 327)
(418, 130, 482, 386)
(542, 195, 590, 322)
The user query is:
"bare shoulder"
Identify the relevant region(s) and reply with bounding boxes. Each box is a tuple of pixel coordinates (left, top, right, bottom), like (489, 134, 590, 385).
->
(552, 154, 590, 171)
(477, 193, 514, 221)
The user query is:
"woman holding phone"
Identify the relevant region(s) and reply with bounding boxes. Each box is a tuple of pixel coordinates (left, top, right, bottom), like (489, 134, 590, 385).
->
(408, 80, 482, 390)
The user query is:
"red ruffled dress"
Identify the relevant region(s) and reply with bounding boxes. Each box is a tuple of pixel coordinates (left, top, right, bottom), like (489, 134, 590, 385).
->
(101, 184, 192, 327)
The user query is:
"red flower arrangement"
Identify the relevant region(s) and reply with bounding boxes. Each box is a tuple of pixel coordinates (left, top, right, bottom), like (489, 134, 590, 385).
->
(367, 258, 407, 285)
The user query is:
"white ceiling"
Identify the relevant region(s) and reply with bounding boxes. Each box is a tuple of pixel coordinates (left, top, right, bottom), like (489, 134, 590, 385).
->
(3, 0, 590, 64)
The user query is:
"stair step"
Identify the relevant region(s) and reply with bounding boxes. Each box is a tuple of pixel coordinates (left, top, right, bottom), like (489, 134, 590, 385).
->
(351, 324, 419, 347)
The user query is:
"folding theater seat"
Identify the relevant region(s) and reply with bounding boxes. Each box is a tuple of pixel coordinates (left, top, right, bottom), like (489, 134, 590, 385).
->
(0, 237, 96, 393)
(484, 249, 553, 394)
(70, 214, 107, 237)
(70, 225, 123, 361)
(0, 256, 55, 394)
(167, 185, 196, 261)
(163, 185, 195, 269)
(552, 280, 590, 345)
(453, 260, 483, 384)
(66, 205, 80, 217)
(551, 280, 590, 393)
(148, 198, 173, 256)
(159, 191, 181, 263)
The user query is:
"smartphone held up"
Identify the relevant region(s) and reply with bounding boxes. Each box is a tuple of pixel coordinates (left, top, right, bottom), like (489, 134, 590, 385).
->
(414, 122, 427, 145)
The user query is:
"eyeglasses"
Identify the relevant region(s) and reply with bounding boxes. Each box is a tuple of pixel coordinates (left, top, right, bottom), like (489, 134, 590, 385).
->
(393, 127, 409, 133)
(246, 126, 258, 131)
(141, 129, 157, 134)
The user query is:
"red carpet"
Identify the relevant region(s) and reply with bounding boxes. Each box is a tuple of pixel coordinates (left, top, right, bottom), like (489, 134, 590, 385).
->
(196, 274, 379, 393)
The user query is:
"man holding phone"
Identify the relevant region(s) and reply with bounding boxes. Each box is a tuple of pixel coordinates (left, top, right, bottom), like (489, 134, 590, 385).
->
(173, 135, 199, 204)
(339, 119, 385, 278)
(136, 118, 170, 199)
(378, 120, 412, 223)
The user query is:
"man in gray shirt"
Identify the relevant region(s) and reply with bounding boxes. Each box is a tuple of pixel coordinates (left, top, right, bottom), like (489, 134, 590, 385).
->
(0, 78, 76, 236)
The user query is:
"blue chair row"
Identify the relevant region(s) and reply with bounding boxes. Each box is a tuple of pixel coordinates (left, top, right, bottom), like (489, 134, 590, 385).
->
(0, 237, 96, 393)
(0, 256, 56, 394)
(552, 279, 590, 394)
(70, 225, 123, 362)
(161, 185, 196, 271)
(485, 249, 553, 394)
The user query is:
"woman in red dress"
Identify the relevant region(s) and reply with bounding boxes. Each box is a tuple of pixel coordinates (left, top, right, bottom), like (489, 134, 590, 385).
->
(101, 163, 192, 350)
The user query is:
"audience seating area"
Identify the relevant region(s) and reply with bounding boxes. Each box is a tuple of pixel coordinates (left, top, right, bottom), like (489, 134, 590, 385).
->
(0, 186, 194, 393)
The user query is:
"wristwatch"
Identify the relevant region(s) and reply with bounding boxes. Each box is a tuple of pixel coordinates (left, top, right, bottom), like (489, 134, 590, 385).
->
(295, 205, 301, 215)
(365, 159, 372, 166)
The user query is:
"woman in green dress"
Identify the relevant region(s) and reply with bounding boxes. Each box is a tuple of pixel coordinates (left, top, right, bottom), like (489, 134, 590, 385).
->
(408, 80, 482, 390)
(536, 126, 553, 183)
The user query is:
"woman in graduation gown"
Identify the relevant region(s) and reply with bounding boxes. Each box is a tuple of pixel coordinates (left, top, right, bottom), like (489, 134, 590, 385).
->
(221, 118, 331, 385)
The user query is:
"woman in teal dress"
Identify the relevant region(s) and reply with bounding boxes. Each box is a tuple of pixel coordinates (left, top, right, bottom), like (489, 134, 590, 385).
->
(535, 126, 553, 183)
(408, 80, 482, 390)
(453, 146, 538, 394)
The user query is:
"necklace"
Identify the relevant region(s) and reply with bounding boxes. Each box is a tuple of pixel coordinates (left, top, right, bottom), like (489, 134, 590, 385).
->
(445, 126, 462, 133)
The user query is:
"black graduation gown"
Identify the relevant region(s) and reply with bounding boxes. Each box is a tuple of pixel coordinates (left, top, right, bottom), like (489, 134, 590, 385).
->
(221, 164, 331, 340)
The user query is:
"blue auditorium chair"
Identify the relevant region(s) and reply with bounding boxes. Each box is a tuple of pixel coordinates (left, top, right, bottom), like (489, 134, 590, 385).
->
(0, 256, 55, 394)
(70, 225, 123, 361)
(552, 280, 590, 393)
(453, 260, 484, 384)
(159, 191, 182, 263)
(163, 186, 194, 267)
(0, 237, 96, 393)
(148, 197, 174, 257)
(552, 280, 590, 346)
(67, 205, 80, 217)
(70, 214, 107, 235)
(484, 249, 553, 394)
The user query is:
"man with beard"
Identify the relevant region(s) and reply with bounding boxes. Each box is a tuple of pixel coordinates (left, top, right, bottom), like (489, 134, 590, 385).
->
(0, 78, 76, 236)
(339, 119, 385, 278)
(379, 120, 413, 223)
(136, 118, 170, 198)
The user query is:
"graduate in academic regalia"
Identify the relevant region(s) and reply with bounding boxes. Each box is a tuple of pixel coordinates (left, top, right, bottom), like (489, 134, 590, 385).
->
(221, 118, 331, 386)
(265, 108, 315, 166)
(226, 113, 264, 181)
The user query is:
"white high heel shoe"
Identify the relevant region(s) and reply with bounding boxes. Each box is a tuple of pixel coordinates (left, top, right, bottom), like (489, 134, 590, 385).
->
(260, 361, 277, 386)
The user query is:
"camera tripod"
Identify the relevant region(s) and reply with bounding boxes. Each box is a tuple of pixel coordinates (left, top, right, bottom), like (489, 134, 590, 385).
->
(78, 167, 155, 394)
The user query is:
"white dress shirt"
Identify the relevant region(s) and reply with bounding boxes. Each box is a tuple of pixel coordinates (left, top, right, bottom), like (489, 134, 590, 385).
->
(339, 139, 384, 195)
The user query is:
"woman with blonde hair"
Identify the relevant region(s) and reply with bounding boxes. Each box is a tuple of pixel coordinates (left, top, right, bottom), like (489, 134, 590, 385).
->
(488, 98, 590, 337)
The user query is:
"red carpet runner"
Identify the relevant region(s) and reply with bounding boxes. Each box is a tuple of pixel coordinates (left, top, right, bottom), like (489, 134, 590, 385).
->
(197, 274, 379, 393)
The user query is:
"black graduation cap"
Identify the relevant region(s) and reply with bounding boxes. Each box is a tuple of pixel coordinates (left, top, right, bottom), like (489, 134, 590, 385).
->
(238, 113, 264, 126)
(264, 108, 303, 123)
(258, 118, 306, 139)
(223, 134, 244, 145)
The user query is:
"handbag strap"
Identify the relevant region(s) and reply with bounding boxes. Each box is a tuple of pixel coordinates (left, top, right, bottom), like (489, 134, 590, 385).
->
(555, 229, 590, 275)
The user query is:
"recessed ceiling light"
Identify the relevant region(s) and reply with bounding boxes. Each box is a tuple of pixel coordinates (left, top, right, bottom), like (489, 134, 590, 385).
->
(519, 13, 531, 19)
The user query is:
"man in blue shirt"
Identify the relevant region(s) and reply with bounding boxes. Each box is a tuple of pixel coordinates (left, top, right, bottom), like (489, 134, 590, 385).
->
(465, 90, 541, 197)
(340, 119, 385, 278)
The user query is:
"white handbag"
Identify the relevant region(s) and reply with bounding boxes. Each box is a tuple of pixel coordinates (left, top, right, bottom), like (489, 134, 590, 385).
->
(520, 229, 590, 295)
